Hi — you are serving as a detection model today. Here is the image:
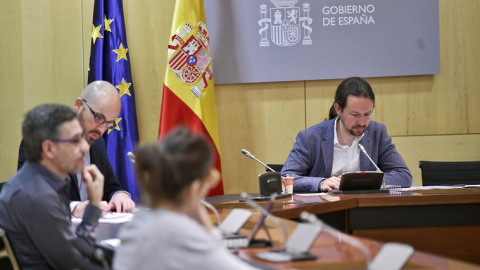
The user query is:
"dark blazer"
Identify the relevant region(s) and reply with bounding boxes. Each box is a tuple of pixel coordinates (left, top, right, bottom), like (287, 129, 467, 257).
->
(18, 137, 123, 201)
(282, 118, 413, 193)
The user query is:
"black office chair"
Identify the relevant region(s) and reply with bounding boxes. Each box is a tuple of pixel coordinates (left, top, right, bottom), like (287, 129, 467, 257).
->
(265, 164, 284, 173)
(0, 227, 20, 270)
(419, 161, 480, 186)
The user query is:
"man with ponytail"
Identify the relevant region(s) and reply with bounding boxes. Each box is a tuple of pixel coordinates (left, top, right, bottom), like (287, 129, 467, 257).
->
(282, 77, 412, 193)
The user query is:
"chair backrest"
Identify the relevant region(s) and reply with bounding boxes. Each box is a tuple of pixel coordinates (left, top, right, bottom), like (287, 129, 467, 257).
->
(265, 164, 284, 173)
(0, 227, 20, 270)
(419, 161, 480, 186)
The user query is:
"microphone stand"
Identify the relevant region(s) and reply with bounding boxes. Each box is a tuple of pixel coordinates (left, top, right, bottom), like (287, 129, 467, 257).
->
(241, 192, 288, 248)
(300, 211, 372, 267)
(358, 144, 385, 189)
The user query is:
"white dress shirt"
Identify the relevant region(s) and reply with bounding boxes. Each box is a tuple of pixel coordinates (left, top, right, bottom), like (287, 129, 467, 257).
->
(331, 118, 364, 176)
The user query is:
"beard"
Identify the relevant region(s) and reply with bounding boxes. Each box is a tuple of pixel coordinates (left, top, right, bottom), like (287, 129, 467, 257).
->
(78, 108, 101, 145)
(339, 116, 367, 137)
(347, 125, 367, 136)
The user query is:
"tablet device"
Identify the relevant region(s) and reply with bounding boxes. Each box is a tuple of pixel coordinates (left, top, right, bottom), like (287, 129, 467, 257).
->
(219, 208, 252, 235)
(369, 242, 414, 270)
(225, 196, 275, 249)
(255, 223, 321, 262)
(330, 171, 388, 194)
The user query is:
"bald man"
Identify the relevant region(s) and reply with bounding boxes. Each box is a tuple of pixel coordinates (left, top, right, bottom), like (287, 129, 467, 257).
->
(18, 81, 136, 217)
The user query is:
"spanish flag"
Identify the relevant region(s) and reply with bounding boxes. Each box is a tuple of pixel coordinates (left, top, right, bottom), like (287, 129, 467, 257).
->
(159, 0, 224, 196)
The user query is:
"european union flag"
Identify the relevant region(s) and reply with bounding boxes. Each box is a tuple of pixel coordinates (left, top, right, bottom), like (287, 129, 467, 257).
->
(88, 0, 140, 202)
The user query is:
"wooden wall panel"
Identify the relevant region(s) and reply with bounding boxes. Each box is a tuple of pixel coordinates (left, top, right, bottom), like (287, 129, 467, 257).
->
(82, 0, 94, 85)
(0, 0, 83, 182)
(393, 134, 480, 187)
(305, 73, 470, 137)
(0, 0, 24, 181)
(21, 0, 83, 109)
(216, 82, 305, 194)
(122, 0, 175, 143)
(456, 1, 480, 133)
(305, 79, 342, 128)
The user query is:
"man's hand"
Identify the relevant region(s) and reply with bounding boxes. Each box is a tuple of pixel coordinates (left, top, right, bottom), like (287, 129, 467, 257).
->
(320, 176, 341, 192)
(108, 192, 135, 213)
(72, 200, 110, 217)
(82, 165, 105, 206)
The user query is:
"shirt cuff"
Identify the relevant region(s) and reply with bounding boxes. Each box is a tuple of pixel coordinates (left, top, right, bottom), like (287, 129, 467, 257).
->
(318, 179, 326, 192)
(110, 191, 131, 200)
(70, 201, 81, 213)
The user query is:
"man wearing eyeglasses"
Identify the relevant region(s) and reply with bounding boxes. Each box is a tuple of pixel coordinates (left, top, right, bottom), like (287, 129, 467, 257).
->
(0, 104, 105, 269)
(18, 81, 135, 217)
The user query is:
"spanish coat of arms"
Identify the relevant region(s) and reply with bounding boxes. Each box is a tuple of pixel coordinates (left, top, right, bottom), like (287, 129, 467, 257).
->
(167, 22, 213, 98)
(258, 0, 313, 47)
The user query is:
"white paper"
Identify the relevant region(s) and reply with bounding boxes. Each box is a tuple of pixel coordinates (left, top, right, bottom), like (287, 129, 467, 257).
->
(72, 212, 134, 224)
(401, 186, 464, 191)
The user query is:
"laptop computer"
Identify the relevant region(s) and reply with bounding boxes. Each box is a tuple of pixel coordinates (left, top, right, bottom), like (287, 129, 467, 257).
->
(329, 171, 389, 194)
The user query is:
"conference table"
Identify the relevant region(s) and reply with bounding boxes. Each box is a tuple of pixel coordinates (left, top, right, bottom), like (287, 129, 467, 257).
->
(92, 187, 480, 269)
(207, 187, 480, 266)
(231, 213, 479, 270)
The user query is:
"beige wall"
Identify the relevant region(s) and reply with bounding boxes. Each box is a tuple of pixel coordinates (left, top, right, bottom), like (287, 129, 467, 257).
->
(1, 0, 479, 194)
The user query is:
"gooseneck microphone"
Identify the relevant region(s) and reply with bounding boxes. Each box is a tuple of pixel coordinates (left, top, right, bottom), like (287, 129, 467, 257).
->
(358, 144, 385, 189)
(241, 149, 286, 193)
(241, 149, 277, 172)
(300, 211, 372, 267)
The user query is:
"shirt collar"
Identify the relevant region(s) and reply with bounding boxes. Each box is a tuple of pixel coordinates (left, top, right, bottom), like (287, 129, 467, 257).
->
(26, 162, 69, 192)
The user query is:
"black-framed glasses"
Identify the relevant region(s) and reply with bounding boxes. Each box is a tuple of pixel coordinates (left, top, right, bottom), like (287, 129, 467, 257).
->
(82, 99, 117, 129)
(50, 135, 86, 145)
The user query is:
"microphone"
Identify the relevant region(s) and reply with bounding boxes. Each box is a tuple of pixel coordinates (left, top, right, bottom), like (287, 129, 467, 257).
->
(127, 151, 136, 163)
(358, 144, 385, 189)
(300, 211, 372, 267)
(241, 149, 286, 193)
(241, 192, 288, 247)
(241, 149, 277, 172)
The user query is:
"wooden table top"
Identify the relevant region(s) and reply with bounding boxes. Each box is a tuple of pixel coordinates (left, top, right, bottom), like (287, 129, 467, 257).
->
(228, 211, 480, 270)
(209, 187, 480, 220)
